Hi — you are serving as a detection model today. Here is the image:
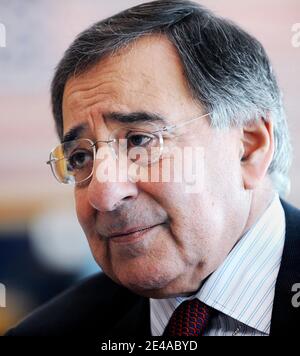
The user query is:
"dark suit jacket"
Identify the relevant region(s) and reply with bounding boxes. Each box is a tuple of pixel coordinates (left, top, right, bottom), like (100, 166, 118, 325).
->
(5, 200, 300, 336)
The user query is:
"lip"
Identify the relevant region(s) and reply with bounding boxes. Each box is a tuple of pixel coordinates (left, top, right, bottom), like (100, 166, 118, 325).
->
(108, 223, 163, 244)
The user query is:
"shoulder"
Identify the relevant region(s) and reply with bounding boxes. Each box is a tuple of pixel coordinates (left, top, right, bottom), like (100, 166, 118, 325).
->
(281, 199, 300, 240)
(280, 199, 300, 262)
(5, 273, 140, 336)
(278, 199, 300, 279)
(271, 200, 300, 335)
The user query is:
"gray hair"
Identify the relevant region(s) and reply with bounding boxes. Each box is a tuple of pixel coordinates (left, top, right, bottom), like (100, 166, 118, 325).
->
(51, 0, 292, 197)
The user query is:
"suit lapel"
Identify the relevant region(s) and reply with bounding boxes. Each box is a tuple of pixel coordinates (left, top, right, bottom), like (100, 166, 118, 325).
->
(270, 200, 300, 335)
(107, 296, 151, 336)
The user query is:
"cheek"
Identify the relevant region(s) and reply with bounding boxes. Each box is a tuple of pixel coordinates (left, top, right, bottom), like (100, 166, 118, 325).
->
(74, 187, 95, 232)
(204, 138, 243, 193)
(137, 180, 182, 218)
(74, 187, 115, 275)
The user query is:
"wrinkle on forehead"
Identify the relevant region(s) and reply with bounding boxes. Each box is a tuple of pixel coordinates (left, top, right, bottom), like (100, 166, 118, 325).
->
(62, 35, 196, 134)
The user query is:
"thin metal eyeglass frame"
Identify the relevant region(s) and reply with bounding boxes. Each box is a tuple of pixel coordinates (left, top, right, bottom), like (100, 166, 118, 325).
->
(46, 112, 211, 184)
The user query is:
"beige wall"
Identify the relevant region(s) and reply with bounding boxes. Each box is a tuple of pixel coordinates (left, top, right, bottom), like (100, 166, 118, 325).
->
(0, 0, 299, 224)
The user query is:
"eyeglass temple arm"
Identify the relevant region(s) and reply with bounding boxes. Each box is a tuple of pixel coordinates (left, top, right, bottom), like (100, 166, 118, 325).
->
(46, 157, 57, 165)
(160, 112, 211, 133)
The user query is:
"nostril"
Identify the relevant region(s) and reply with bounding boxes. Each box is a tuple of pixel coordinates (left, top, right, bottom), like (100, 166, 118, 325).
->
(105, 193, 136, 211)
(112, 195, 134, 209)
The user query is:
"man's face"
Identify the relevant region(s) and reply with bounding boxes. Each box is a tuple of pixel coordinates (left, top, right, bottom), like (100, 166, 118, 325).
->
(62, 36, 251, 298)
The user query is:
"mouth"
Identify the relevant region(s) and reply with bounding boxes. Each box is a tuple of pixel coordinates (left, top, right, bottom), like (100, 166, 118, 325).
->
(108, 223, 164, 244)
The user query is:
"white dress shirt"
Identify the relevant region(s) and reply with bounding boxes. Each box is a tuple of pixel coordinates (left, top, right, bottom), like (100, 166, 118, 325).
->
(150, 195, 286, 336)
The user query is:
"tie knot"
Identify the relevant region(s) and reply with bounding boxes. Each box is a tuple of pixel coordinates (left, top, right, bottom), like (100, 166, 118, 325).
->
(163, 299, 211, 337)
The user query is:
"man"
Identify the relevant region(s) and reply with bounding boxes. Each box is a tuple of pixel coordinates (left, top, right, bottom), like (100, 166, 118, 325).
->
(7, 0, 300, 336)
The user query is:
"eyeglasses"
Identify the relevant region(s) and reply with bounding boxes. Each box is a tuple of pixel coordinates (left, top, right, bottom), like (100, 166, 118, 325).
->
(46, 112, 211, 185)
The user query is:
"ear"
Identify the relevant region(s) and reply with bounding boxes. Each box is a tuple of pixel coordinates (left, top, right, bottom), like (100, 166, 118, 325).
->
(240, 117, 274, 190)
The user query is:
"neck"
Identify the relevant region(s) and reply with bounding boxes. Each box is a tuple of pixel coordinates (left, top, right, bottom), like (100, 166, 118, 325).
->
(243, 178, 276, 235)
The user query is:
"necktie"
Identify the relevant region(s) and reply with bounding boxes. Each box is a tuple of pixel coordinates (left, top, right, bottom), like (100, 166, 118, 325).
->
(163, 299, 211, 336)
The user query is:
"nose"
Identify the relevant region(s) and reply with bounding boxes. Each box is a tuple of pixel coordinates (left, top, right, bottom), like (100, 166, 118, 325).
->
(87, 148, 139, 212)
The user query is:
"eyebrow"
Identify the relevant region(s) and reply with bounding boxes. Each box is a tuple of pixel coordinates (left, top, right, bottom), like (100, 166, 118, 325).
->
(62, 124, 88, 143)
(62, 111, 169, 143)
(103, 111, 169, 126)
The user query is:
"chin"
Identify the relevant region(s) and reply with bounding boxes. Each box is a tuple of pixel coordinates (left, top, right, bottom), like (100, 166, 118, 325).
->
(119, 264, 208, 299)
(115, 268, 181, 297)
(104, 263, 203, 299)
(126, 281, 194, 299)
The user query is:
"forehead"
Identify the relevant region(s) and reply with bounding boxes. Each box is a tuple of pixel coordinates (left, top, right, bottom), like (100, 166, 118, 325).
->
(62, 35, 196, 136)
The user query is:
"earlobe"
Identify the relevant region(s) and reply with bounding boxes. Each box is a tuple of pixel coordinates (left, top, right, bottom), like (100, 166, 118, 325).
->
(241, 118, 274, 190)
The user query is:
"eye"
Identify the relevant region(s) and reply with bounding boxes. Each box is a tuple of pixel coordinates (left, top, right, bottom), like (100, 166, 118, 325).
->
(126, 132, 154, 148)
(67, 150, 93, 171)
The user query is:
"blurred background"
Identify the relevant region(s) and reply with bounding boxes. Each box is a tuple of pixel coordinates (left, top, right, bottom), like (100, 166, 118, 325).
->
(0, 0, 299, 335)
